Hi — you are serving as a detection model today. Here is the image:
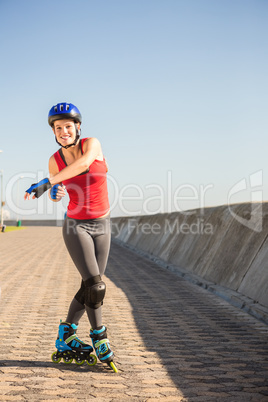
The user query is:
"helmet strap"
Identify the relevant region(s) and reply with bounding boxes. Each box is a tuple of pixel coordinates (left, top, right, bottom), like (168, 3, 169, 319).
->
(55, 124, 81, 149)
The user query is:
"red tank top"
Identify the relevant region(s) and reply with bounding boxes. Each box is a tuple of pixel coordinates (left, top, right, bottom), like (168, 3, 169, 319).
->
(53, 138, 110, 220)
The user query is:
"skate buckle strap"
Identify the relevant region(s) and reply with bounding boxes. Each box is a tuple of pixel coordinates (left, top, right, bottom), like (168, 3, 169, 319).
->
(94, 338, 109, 348)
(65, 334, 79, 344)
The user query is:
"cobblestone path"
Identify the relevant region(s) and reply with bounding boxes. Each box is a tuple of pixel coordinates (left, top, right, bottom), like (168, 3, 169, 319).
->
(0, 227, 267, 401)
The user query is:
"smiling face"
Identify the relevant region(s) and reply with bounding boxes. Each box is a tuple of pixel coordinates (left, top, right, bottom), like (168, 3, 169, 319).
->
(53, 119, 80, 147)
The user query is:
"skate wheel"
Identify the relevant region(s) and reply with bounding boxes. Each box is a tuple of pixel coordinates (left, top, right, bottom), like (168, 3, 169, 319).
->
(75, 358, 85, 366)
(86, 354, 97, 366)
(63, 356, 73, 364)
(109, 361, 118, 373)
(51, 351, 61, 363)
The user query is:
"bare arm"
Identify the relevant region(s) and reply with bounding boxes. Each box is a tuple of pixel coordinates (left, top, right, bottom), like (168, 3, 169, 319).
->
(49, 137, 101, 186)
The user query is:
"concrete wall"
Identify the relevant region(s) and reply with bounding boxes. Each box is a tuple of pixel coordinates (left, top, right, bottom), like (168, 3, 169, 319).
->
(111, 203, 268, 316)
(4, 220, 64, 227)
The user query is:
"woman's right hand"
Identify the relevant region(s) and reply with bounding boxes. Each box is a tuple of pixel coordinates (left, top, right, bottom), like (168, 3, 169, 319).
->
(49, 184, 66, 201)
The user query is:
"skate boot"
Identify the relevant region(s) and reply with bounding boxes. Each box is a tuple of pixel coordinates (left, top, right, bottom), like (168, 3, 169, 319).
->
(51, 321, 97, 366)
(90, 326, 118, 372)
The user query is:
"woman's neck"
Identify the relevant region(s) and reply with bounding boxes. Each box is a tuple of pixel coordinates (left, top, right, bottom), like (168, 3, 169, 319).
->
(62, 139, 81, 158)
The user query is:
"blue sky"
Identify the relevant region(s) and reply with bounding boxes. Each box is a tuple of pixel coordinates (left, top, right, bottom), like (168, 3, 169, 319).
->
(0, 0, 267, 219)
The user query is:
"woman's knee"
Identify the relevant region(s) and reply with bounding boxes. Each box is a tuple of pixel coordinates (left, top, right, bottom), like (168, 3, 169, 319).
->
(84, 275, 106, 309)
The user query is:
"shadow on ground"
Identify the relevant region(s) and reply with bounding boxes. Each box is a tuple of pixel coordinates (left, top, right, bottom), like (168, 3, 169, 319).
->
(105, 241, 268, 399)
(0, 359, 112, 373)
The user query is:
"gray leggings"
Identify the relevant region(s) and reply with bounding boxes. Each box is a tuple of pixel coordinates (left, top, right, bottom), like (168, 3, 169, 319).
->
(62, 215, 111, 329)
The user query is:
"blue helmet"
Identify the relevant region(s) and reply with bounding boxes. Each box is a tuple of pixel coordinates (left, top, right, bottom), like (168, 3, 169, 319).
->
(48, 102, 82, 127)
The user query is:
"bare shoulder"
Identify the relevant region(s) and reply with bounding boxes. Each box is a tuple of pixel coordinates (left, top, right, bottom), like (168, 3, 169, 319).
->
(49, 154, 59, 175)
(83, 137, 103, 158)
(49, 154, 57, 166)
(83, 137, 101, 149)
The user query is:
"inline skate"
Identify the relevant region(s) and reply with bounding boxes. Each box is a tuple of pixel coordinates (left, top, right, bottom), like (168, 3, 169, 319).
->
(90, 326, 118, 372)
(51, 321, 97, 366)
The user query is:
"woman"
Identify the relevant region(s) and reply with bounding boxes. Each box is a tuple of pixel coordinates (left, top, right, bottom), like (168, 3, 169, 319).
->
(24, 102, 117, 372)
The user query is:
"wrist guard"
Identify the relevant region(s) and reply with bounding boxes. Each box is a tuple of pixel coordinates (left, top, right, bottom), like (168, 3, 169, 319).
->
(25, 178, 52, 198)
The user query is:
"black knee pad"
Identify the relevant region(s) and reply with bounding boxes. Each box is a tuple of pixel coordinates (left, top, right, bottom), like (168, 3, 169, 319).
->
(84, 275, 106, 309)
(74, 280, 85, 305)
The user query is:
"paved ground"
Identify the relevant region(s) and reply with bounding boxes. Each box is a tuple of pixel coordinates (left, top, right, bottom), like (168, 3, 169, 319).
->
(0, 227, 267, 402)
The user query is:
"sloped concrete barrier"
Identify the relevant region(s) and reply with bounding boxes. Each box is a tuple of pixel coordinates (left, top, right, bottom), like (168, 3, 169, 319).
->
(111, 203, 268, 323)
